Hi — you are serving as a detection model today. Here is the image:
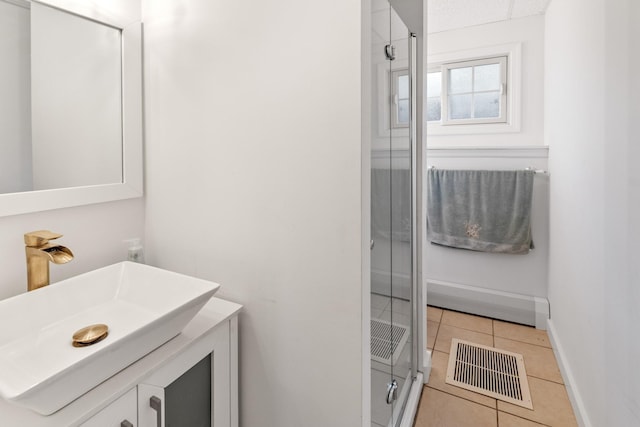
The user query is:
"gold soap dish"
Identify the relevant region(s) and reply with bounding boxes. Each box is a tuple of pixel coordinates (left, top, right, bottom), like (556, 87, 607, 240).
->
(72, 324, 109, 347)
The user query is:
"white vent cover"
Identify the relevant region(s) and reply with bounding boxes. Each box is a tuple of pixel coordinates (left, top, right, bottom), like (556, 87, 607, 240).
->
(446, 339, 533, 409)
(370, 319, 409, 365)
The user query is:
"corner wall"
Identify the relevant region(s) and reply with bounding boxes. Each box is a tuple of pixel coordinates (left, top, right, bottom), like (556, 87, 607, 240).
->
(142, 1, 365, 426)
(545, 0, 640, 425)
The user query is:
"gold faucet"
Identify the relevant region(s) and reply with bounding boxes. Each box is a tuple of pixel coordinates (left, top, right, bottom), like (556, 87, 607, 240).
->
(25, 230, 74, 291)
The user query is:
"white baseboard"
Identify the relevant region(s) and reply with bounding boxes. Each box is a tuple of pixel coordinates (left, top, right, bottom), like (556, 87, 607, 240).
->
(427, 279, 549, 328)
(423, 350, 432, 383)
(546, 319, 592, 427)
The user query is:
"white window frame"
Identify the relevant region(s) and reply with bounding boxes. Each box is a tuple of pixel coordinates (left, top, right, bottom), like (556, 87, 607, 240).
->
(376, 59, 410, 140)
(441, 56, 508, 125)
(391, 68, 410, 129)
(427, 42, 522, 136)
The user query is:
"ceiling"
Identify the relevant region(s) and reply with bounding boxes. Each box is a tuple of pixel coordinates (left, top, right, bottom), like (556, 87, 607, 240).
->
(427, 0, 551, 33)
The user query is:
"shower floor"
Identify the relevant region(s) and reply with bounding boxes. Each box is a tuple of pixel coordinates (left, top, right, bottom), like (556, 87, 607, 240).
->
(370, 293, 413, 427)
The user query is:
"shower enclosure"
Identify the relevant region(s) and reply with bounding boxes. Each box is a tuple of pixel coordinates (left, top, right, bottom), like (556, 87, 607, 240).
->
(370, 1, 421, 425)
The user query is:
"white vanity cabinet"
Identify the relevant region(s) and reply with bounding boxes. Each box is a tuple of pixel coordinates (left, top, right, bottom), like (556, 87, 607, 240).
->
(0, 297, 241, 427)
(79, 388, 137, 427)
(137, 311, 237, 427)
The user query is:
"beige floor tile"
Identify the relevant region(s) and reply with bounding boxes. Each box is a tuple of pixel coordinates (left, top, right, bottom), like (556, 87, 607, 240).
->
(441, 310, 493, 334)
(494, 337, 563, 384)
(494, 321, 551, 348)
(427, 306, 443, 323)
(498, 411, 547, 427)
(427, 320, 439, 350)
(497, 376, 577, 427)
(426, 350, 496, 409)
(434, 324, 494, 354)
(414, 388, 497, 427)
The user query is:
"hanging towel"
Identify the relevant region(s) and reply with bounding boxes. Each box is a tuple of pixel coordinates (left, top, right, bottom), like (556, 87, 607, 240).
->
(427, 169, 535, 254)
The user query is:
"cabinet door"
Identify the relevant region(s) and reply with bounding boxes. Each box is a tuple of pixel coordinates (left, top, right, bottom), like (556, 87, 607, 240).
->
(138, 384, 165, 427)
(138, 356, 212, 427)
(80, 387, 137, 427)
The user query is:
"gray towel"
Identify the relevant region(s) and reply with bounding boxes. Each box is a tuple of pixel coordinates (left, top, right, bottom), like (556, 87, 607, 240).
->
(427, 169, 535, 254)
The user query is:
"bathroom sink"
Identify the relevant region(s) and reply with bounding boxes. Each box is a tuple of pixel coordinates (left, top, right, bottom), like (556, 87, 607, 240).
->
(0, 261, 219, 415)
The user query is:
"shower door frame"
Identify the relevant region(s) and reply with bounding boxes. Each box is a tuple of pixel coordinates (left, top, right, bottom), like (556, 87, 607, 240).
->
(366, 3, 425, 425)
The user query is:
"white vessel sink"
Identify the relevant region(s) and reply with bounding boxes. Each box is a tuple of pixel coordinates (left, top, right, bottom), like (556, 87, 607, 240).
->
(0, 261, 219, 415)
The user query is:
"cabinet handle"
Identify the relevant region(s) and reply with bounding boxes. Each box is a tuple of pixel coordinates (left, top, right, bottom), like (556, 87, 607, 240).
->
(121, 421, 134, 427)
(150, 395, 162, 427)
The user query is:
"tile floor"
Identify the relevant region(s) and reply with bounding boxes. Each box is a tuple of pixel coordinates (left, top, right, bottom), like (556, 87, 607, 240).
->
(414, 306, 578, 427)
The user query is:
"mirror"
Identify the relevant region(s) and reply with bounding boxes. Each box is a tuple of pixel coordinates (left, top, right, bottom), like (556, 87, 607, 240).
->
(0, 0, 142, 216)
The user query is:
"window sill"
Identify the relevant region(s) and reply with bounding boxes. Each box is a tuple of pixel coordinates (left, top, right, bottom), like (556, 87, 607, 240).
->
(427, 120, 520, 136)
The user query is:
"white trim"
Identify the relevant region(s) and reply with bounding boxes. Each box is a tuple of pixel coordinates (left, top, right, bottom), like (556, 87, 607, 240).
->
(534, 297, 549, 330)
(427, 42, 522, 136)
(376, 60, 411, 140)
(391, 68, 410, 129)
(361, 0, 372, 424)
(423, 350, 432, 383)
(546, 320, 592, 427)
(426, 145, 548, 158)
(441, 56, 508, 126)
(426, 279, 549, 328)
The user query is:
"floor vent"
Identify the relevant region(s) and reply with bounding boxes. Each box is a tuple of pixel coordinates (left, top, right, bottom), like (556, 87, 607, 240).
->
(370, 319, 409, 365)
(445, 339, 533, 409)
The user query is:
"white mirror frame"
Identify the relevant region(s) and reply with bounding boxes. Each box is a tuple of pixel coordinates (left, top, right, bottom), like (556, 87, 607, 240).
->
(0, 1, 143, 217)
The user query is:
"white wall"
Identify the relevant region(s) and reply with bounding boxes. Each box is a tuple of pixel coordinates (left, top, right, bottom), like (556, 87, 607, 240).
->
(626, 0, 640, 422)
(427, 15, 545, 148)
(0, 1, 145, 302)
(545, 0, 640, 425)
(142, 1, 365, 426)
(0, 1, 32, 193)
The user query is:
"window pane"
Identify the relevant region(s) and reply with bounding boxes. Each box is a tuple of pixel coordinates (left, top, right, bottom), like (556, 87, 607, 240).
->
(398, 74, 409, 100)
(427, 98, 441, 122)
(474, 91, 500, 118)
(449, 94, 472, 119)
(426, 72, 441, 97)
(474, 63, 501, 92)
(449, 67, 472, 94)
(397, 99, 409, 124)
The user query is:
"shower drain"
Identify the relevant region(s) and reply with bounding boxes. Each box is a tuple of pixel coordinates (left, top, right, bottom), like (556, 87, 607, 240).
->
(370, 319, 409, 365)
(446, 339, 533, 409)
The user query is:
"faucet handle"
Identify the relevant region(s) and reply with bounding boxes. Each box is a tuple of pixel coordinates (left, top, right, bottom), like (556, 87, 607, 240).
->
(24, 230, 63, 247)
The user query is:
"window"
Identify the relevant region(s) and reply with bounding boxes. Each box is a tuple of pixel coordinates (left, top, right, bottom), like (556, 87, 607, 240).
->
(426, 43, 522, 136)
(428, 56, 507, 126)
(392, 69, 410, 128)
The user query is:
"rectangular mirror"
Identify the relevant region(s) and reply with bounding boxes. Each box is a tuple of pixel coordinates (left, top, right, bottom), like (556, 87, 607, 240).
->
(0, 0, 142, 216)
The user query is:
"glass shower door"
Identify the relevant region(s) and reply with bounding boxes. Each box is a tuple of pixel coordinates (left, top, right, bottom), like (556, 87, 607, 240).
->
(370, 2, 414, 426)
